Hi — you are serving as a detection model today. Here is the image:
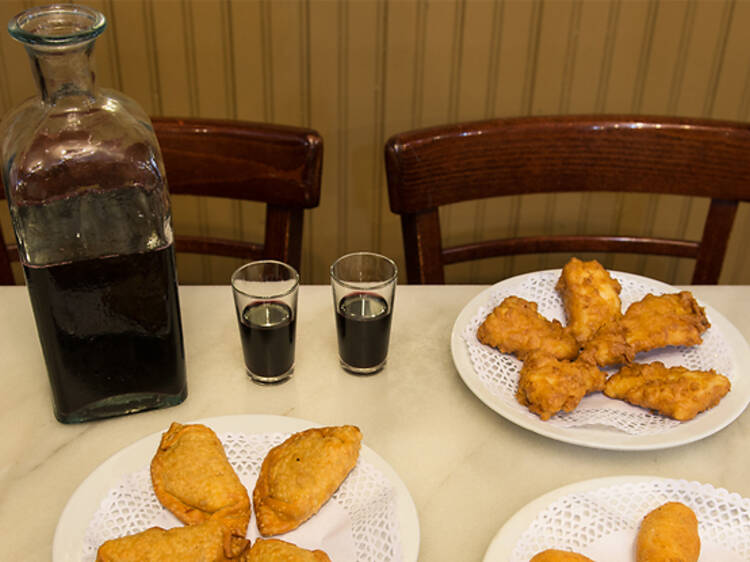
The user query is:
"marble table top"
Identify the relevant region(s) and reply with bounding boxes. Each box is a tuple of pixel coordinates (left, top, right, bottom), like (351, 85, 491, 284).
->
(1, 284, 749, 561)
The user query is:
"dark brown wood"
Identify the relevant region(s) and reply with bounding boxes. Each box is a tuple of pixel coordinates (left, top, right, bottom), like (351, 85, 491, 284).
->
(385, 114, 750, 284)
(0, 241, 14, 285)
(0, 117, 323, 284)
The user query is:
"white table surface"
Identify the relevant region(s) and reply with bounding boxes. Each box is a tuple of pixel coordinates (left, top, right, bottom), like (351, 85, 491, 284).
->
(1, 284, 749, 561)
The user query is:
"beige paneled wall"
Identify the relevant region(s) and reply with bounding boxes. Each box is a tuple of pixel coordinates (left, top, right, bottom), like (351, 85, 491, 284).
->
(1, 0, 749, 285)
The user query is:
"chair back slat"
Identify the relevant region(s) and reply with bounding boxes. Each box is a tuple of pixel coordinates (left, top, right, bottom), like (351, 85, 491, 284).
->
(385, 115, 750, 285)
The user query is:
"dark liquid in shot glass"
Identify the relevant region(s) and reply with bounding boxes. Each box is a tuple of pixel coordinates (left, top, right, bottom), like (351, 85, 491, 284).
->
(239, 301, 296, 379)
(335, 292, 392, 371)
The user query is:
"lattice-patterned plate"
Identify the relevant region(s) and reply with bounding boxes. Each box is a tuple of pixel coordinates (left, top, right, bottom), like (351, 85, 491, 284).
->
(451, 270, 750, 450)
(53, 415, 419, 562)
(483, 476, 750, 561)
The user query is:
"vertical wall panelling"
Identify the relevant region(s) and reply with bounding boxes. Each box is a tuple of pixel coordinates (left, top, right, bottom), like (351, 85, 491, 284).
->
(371, 0, 388, 255)
(336, 1, 349, 260)
(382, 1, 419, 282)
(0, 0, 749, 285)
(347, 2, 381, 256)
(308, 1, 340, 284)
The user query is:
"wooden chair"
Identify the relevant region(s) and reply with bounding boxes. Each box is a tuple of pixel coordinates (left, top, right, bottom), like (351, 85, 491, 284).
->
(385, 115, 750, 284)
(0, 117, 323, 284)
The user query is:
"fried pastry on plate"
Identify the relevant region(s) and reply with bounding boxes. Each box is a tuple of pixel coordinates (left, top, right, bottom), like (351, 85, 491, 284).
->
(604, 361, 730, 421)
(516, 351, 607, 421)
(556, 257, 622, 345)
(582, 291, 710, 367)
(96, 519, 248, 562)
(530, 549, 596, 561)
(151, 423, 251, 557)
(477, 296, 579, 360)
(636, 502, 700, 562)
(241, 538, 331, 561)
(253, 425, 362, 536)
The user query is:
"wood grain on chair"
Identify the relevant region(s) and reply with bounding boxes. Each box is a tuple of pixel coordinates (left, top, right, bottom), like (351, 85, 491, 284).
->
(385, 115, 750, 284)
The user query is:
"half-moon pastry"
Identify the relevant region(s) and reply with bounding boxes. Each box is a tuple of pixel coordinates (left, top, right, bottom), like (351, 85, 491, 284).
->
(242, 538, 331, 561)
(96, 519, 248, 562)
(151, 422, 251, 557)
(636, 502, 700, 562)
(253, 425, 362, 536)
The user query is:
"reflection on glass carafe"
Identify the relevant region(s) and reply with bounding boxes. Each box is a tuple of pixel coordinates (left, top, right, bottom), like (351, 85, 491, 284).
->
(0, 4, 187, 423)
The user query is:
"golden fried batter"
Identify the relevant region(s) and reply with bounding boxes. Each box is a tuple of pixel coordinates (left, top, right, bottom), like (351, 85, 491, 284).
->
(96, 519, 248, 562)
(604, 361, 730, 421)
(516, 351, 607, 420)
(253, 425, 362, 536)
(579, 320, 634, 367)
(636, 502, 700, 562)
(556, 257, 622, 345)
(530, 549, 595, 561)
(150, 423, 251, 557)
(582, 291, 710, 367)
(242, 539, 331, 561)
(623, 292, 710, 355)
(477, 296, 579, 360)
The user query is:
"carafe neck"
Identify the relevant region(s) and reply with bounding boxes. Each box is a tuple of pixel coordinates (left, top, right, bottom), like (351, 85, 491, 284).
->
(8, 4, 106, 105)
(26, 43, 96, 104)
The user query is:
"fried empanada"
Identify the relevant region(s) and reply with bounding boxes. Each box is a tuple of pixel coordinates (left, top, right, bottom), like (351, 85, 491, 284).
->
(253, 425, 362, 536)
(477, 296, 579, 360)
(604, 361, 730, 421)
(636, 502, 700, 562)
(530, 549, 596, 561)
(151, 422, 251, 557)
(556, 257, 622, 345)
(241, 538, 331, 561)
(96, 519, 248, 562)
(516, 351, 607, 421)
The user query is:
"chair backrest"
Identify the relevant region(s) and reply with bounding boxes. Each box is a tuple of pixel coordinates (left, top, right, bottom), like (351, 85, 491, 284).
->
(385, 114, 750, 284)
(0, 117, 323, 284)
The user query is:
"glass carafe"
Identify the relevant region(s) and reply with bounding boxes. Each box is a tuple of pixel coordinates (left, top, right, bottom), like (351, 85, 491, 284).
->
(0, 4, 187, 423)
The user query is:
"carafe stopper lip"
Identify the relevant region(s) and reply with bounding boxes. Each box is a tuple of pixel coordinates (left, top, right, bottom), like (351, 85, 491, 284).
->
(8, 4, 106, 46)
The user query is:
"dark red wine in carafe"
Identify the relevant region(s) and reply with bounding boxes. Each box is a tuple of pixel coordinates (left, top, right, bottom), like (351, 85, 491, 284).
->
(23, 245, 186, 423)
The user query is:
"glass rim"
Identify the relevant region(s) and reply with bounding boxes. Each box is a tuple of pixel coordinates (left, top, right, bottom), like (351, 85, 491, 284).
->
(8, 4, 106, 46)
(329, 251, 398, 291)
(230, 260, 299, 299)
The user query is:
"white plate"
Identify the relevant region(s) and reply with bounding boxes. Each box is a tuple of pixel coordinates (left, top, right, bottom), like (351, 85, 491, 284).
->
(53, 414, 420, 562)
(483, 475, 750, 561)
(451, 270, 750, 450)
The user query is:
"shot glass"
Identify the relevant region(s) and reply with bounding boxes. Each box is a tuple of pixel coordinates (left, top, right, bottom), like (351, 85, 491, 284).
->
(330, 252, 397, 374)
(231, 260, 299, 383)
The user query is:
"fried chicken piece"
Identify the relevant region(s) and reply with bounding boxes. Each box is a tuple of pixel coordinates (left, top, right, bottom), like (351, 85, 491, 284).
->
(253, 425, 362, 536)
(242, 539, 331, 561)
(604, 361, 730, 421)
(636, 502, 700, 562)
(556, 257, 622, 345)
(624, 291, 710, 354)
(530, 549, 596, 561)
(477, 296, 579, 360)
(96, 519, 248, 562)
(516, 351, 607, 420)
(151, 423, 251, 558)
(581, 292, 710, 367)
(579, 320, 635, 367)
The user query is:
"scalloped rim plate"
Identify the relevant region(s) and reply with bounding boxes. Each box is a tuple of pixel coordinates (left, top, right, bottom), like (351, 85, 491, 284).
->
(451, 270, 750, 451)
(483, 475, 749, 561)
(52, 414, 420, 562)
